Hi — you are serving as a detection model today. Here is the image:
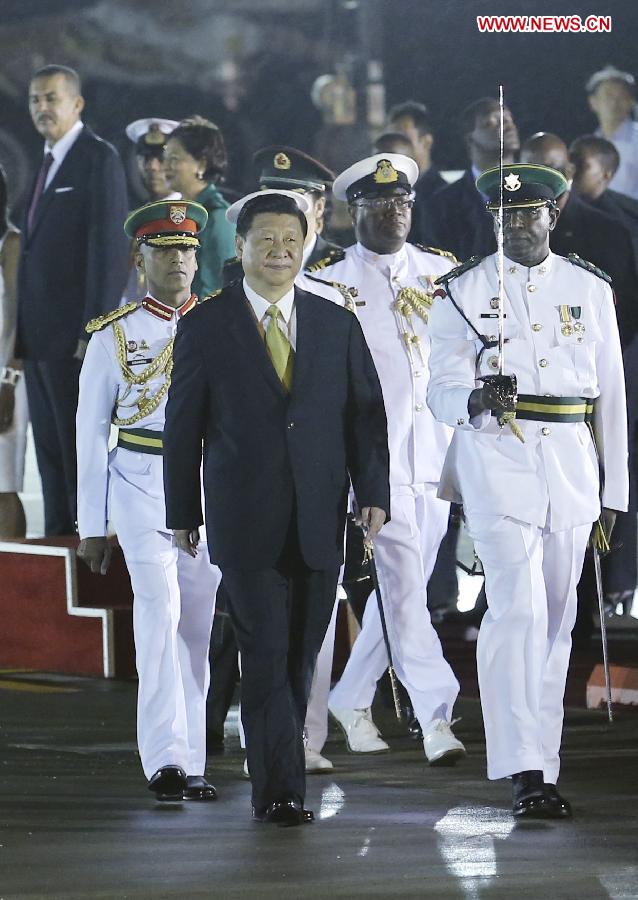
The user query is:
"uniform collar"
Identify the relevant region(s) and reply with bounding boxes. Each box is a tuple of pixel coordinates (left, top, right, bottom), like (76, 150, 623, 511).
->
(501, 251, 555, 280)
(354, 241, 408, 274)
(141, 293, 198, 320)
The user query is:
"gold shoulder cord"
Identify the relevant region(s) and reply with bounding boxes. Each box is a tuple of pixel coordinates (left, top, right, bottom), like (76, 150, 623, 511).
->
(394, 285, 434, 366)
(111, 322, 174, 426)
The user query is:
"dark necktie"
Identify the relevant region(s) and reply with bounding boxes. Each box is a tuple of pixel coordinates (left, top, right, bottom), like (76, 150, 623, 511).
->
(27, 151, 54, 234)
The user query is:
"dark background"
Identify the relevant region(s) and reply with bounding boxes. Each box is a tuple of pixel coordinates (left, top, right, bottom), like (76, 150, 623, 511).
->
(0, 0, 635, 212)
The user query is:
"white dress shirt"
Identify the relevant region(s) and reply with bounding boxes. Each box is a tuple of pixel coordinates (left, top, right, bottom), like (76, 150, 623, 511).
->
(243, 277, 296, 350)
(44, 119, 84, 188)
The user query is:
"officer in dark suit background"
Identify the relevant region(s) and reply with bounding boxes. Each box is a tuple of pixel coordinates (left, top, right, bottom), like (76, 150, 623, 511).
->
(17, 64, 129, 535)
(164, 190, 389, 826)
(222, 146, 342, 285)
(422, 97, 520, 261)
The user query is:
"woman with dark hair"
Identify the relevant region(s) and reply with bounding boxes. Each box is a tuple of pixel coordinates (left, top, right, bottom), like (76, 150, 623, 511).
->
(0, 164, 27, 537)
(164, 116, 236, 296)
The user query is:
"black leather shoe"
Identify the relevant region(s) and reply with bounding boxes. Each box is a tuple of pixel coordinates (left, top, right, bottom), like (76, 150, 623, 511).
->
(148, 766, 187, 801)
(183, 775, 218, 801)
(512, 770, 548, 818)
(253, 799, 314, 827)
(544, 783, 572, 819)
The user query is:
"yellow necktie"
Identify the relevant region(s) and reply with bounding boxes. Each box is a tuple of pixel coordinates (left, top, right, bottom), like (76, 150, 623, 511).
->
(265, 304, 294, 390)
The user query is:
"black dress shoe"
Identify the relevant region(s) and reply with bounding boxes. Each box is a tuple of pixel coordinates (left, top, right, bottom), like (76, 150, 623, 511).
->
(512, 770, 549, 818)
(148, 766, 187, 801)
(544, 784, 572, 819)
(183, 775, 218, 801)
(253, 799, 314, 827)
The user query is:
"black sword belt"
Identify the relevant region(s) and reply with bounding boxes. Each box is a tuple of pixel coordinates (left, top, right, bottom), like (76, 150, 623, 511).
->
(491, 395, 594, 423)
(117, 427, 163, 455)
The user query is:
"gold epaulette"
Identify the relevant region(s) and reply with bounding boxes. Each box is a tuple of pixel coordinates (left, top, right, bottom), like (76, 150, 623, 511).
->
(86, 302, 139, 334)
(307, 247, 346, 272)
(414, 244, 459, 265)
(304, 273, 357, 312)
(567, 253, 612, 285)
(197, 289, 222, 304)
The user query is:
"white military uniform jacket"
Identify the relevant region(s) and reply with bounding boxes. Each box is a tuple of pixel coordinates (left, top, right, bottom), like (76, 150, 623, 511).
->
(77, 294, 198, 539)
(427, 251, 629, 531)
(320, 242, 455, 487)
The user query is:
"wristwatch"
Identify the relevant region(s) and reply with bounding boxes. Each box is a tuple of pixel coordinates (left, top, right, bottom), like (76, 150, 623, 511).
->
(1, 366, 22, 387)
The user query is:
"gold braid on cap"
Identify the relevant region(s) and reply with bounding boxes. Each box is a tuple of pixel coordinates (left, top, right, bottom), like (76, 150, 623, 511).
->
(141, 235, 201, 248)
(111, 322, 174, 426)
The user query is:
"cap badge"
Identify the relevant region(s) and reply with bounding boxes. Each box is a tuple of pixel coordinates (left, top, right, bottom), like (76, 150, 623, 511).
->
(274, 152, 291, 170)
(504, 173, 521, 192)
(169, 204, 188, 224)
(373, 159, 399, 185)
(145, 123, 166, 146)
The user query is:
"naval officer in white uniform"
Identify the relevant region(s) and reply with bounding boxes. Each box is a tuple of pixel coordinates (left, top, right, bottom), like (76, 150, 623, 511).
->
(427, 164, 628, 818)
(76, 200, 221, 802)
(319, 154, 466, 765)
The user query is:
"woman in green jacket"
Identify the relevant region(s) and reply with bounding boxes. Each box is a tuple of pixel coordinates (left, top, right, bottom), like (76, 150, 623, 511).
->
(165, 117, 236, 296)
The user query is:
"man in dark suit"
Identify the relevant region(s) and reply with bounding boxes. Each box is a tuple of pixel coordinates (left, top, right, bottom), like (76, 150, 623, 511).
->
(17, 64, 129, 535)
(422, 97, 520, 261)
(387, 101, 446, 245)
(164, 190, 389, 826)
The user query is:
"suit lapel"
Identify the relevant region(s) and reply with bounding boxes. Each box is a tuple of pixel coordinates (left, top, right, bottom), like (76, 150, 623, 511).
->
(291, 289, 319, 399)
(27, 127, 87, 241)
(226, 286, 287, 400)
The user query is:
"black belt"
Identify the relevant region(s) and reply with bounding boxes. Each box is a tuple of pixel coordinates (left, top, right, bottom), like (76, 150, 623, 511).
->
(492, 395, 594, 423)
(117, 427, 163, 455)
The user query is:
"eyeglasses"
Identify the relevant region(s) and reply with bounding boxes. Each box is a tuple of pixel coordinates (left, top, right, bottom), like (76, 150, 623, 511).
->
(353, 194, 415, 211)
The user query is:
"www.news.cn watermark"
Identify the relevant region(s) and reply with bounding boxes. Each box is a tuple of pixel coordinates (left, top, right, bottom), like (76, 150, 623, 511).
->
(477, 14, 612, 33)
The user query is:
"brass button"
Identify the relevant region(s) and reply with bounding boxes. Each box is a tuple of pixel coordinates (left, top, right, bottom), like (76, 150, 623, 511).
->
(532, 323, 542, 332)
(414, 370, 422, 378)
(415, 403, 423, 412)
(539, 266, 546, 274)
(527, 284, 536, 293)
(457, 417, 465, 425)
(539, 358, 548, 367)
(287, 422, 295, 429)
(541, 427, 551, 436)
(508, 266, 517, 274)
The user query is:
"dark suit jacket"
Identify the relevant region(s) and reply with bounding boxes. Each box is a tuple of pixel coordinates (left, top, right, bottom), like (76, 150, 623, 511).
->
(590, 189, 638, 278)
(17, 125, 130, 359)
(164, 281, 390, 571)
(551, 191, 638, 346)
(422, 169, 496, 261)
(409, 167, 447, 245)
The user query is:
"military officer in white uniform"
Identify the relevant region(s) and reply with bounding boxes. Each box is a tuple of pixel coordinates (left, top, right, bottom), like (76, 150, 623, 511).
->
(77, 200, 221, 802)
(427, 164, 629, 818)
(319, 154, 466, 765)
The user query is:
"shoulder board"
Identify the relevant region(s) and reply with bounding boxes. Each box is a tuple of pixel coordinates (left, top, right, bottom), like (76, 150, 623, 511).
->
(306, 247, 346, 272)
(304, 273, 357, 312)
(567, 253, 612, 285)
(197, 289, 222, 304)
(414, 244, 459, 265)
(223, 255, 241, 268)
(86, 301, 138, 334)
(434, 256, 482, 287)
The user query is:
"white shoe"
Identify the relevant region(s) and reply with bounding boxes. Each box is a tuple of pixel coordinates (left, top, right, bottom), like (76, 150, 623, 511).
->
(422, 718, 466, 766)
(242, 758, 249, 778)
(329, 707, 390, 753)
(305, 747, 334, 773)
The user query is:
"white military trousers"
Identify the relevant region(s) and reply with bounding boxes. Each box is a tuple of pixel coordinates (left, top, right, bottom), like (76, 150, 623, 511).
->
(465, 512, 590, 783)
(115, 521, 219, 779)
(329, 484, 460, 726)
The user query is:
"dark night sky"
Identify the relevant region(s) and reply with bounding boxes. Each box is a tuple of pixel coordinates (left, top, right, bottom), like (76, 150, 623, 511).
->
(382, 0, 636, 168)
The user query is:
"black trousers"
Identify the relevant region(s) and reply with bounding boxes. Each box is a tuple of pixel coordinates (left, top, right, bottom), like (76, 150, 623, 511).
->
(221, 531, 339, 813)
(24, 358, 81, 536)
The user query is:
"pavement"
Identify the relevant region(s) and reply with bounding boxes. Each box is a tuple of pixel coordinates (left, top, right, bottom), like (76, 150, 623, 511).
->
(1, 672, 637, 899)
